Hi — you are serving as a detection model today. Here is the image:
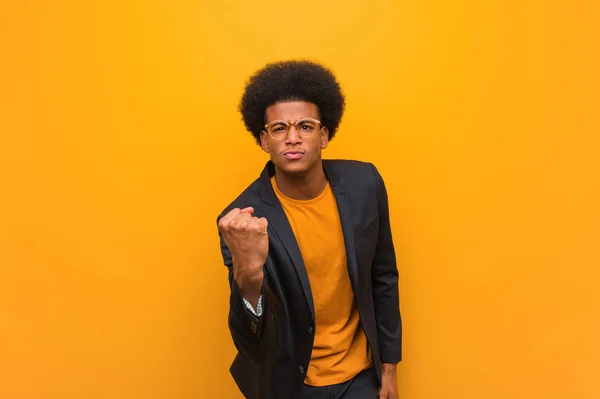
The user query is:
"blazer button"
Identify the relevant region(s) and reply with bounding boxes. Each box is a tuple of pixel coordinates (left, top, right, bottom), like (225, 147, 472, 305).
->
(298, 366, 305, 374)
(308, 326, 313, 334)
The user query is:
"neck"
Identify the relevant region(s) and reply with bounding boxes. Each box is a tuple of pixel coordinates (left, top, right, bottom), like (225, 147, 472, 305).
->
(274, 160, 327, 200)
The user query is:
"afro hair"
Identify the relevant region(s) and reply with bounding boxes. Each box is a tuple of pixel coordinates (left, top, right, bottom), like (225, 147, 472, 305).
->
(239, 60, 345, 145)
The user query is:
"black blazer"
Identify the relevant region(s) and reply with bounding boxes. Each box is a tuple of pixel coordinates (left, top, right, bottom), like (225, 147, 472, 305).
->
(217, 160, 402, 399)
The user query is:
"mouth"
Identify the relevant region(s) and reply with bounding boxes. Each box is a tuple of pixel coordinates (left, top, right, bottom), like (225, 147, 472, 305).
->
(282, 151, 305, 160)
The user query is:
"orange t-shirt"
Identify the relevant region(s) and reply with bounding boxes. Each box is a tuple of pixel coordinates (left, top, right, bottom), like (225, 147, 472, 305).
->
(271, 177, 371, 386)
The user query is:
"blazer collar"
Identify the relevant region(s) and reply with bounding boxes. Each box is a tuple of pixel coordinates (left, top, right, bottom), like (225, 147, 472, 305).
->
(257, 161, 315, 321)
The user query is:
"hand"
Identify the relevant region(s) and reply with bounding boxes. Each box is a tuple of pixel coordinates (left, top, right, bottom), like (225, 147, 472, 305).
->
(218, 207, 268, 304)
(378, 363, 399, 399)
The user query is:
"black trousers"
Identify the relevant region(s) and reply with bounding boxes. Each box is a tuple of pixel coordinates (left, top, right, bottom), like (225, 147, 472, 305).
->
(296, 368, 379, 399)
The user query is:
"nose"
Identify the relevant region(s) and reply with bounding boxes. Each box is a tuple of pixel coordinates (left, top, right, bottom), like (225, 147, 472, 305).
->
(285, 124, 302, 145)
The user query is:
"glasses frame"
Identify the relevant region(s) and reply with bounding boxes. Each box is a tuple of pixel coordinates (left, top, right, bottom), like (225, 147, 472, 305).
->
(263, 118, 323, 140)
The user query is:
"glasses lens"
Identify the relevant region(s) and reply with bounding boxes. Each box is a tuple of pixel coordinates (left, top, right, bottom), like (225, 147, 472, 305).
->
(267, 121, 289, 139)
(296, 119, 319, 137)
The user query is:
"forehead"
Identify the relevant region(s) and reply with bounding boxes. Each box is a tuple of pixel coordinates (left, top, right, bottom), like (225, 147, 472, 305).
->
(264, 101, 319, 123)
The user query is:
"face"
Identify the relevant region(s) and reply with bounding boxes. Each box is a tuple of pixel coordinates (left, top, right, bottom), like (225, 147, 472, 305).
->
(260, 101, 329, 176)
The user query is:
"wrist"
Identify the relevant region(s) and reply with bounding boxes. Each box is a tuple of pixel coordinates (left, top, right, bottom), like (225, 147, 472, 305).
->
(234, 268, 264, 296)
(382, 362, 397, 375)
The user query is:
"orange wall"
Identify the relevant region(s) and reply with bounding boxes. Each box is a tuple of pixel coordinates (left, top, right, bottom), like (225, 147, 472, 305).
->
(1, 1, 599, 398)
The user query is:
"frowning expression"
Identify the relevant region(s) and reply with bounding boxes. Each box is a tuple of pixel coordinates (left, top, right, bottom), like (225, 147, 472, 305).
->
(260, 101, 329, 175)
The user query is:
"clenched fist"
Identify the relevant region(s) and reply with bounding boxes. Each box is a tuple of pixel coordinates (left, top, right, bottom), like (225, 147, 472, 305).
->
(218, 207, 268, 306)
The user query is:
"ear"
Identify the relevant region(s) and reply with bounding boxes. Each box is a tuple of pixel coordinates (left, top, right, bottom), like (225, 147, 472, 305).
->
(260, 131, 270, 153)
(320, 126, 330, 149)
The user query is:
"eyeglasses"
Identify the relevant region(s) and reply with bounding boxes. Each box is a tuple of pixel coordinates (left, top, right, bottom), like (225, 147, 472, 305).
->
(264, 118, 322, 140)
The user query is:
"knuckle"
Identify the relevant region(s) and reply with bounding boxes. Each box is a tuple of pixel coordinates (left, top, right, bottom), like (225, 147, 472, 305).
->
(251, 224, 262, 233)
(231, 222, 242, 231)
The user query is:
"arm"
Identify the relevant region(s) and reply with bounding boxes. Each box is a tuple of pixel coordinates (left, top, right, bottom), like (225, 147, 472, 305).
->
(370, 164, 402, 364)
(370, 165, 402, 398)
(217, 207, 273, 363)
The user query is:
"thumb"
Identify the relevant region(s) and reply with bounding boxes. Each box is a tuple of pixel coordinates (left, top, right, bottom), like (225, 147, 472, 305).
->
(240, 207, 254, 214)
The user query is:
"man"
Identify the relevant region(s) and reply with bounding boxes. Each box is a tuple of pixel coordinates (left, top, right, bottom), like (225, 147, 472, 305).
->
(217, 60, 402, 399)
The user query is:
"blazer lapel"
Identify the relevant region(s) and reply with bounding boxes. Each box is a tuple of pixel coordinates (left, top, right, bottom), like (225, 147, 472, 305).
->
(259, 162, 315, 322)
(325, 161, 360, 295)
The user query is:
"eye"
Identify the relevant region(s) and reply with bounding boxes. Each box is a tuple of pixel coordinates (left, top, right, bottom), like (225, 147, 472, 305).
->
(298, 122, 315, 130)
(269, 123, 287, 133)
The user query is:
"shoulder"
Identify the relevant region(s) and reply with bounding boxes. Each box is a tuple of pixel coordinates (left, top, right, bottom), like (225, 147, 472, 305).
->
(324, 159, 382, 184)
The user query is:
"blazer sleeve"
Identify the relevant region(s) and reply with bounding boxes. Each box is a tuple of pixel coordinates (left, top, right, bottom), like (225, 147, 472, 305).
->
(217, 222, 272, 364)
(370, 163, 403, 363)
